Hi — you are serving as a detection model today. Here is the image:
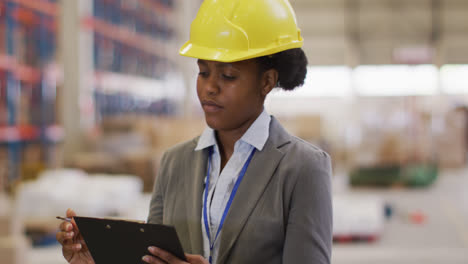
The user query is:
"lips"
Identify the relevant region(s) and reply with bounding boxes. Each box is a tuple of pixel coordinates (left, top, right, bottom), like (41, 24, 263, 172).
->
(201, 100, 223, 113)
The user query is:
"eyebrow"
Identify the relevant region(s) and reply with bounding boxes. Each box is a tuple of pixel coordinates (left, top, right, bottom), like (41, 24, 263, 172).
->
(197, 59, 237, 70)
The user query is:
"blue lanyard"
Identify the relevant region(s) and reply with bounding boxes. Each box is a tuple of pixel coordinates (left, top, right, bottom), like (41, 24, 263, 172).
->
(203, 146, 256, 264)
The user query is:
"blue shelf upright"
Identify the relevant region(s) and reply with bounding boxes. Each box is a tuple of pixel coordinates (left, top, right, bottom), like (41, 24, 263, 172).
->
(4, 0, 21, 184)
(0, 0, 60, 189)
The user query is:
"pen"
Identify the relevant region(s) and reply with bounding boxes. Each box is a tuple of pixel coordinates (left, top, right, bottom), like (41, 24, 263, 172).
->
(56, 216, 73, 222)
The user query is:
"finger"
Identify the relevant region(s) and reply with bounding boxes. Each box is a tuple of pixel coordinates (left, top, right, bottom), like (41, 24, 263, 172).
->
(56, 231, 75, 244)
(66, 209, 80, 231)
(185, 254, 208, 264)
(185, 254, 197, 261)
(142, 255, 166, 264)
(148, 247, 177, 263)
(62, 243, 83, 252)
(59, 221, 73, 232)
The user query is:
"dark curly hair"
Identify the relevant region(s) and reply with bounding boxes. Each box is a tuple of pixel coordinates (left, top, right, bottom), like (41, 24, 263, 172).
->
(256, 48, 308, 91)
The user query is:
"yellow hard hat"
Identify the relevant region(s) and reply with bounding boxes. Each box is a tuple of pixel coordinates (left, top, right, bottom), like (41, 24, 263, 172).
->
(179, 0, 303, 63)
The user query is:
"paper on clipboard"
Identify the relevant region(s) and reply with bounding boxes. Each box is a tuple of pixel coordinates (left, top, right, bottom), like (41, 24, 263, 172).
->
(74, 216, 187, 263)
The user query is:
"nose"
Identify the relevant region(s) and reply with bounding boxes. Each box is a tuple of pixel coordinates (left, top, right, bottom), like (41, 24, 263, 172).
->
(202, 75, 219, 96)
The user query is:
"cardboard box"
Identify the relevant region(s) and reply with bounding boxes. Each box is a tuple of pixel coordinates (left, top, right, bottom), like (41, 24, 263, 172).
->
(145, 117, 205, 150)
(277, 115, 322, 142)
(69, 152, 124, 174)
(0, 215, 21, 237)
(122, 151, 158, 193)
(0, 235, 30, 264)
(0, 194, 21, 237)
(378, 133, 407, 165)
(436, 109, 467, 168)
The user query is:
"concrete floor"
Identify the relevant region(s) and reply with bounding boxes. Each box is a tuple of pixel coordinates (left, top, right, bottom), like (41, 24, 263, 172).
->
(27, 168, 468, 264)
(332, 167, 468, 264)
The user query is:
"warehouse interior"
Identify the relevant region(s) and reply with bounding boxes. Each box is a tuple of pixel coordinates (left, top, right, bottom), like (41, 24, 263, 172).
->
(0, 0, 468, 263)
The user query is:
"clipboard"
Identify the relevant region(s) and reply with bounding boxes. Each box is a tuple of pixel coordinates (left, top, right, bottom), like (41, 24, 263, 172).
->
(74, 216, 187, 263)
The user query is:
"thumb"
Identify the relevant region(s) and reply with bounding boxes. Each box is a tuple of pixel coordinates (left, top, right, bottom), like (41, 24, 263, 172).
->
(185, 254, 207, 263)
(66, 208, 77, 218)
(66, 209, 79, 230)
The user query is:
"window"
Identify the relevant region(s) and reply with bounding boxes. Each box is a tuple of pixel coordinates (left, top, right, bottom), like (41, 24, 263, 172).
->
(269, 66, 352, 98)
(440, 65, 468, 94)
(354, 65, 438, 96)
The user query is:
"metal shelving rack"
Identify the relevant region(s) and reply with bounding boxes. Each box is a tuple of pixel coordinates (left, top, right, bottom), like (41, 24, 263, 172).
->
(0, 0, 180, 188)
(0, 0, 62, 190)
(85, 0, 179, 118)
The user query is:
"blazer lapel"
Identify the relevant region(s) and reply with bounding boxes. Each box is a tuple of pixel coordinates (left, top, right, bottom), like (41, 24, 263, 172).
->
(185, 139, 208, 255)
(216, 117, 291, 263)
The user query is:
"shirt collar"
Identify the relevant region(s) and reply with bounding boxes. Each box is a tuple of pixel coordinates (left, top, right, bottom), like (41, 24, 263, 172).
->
(195, 127, 217, 151)
(195, 110, 271, 152)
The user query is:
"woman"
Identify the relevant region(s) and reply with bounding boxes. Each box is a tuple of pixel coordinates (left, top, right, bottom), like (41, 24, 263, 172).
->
(56, 0, 332, 263)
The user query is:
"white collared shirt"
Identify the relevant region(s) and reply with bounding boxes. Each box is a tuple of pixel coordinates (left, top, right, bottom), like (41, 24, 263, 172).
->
(194, 110, 271, 264)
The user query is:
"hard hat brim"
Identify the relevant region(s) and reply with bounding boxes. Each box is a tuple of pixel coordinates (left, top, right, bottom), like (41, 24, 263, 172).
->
(179, 40, 304, 63)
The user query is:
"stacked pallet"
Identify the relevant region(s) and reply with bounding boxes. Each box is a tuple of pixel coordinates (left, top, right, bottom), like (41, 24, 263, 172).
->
(0, 193, 30, 264)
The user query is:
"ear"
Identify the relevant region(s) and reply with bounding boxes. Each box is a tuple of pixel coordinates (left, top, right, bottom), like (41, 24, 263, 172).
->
(260, 69, 278, 97)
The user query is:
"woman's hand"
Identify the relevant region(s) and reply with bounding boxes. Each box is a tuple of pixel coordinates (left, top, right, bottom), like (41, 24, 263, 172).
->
(143, 247, 209, 264)
(56, 209, 94, 264)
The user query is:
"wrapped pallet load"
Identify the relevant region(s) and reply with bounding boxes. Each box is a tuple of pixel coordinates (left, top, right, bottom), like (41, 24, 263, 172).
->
(0, 193, 30, 264)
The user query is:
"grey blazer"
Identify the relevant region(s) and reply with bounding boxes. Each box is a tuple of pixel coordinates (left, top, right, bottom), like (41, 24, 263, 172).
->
(147, 117, 332, 264)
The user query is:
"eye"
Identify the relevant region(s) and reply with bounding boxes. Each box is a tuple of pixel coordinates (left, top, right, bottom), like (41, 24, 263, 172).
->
(198, 71, 209, 78)
(222, 74, 237, 81)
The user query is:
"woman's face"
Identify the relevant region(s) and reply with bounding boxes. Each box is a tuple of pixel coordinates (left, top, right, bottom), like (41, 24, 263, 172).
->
(196, 59, 266, 131)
